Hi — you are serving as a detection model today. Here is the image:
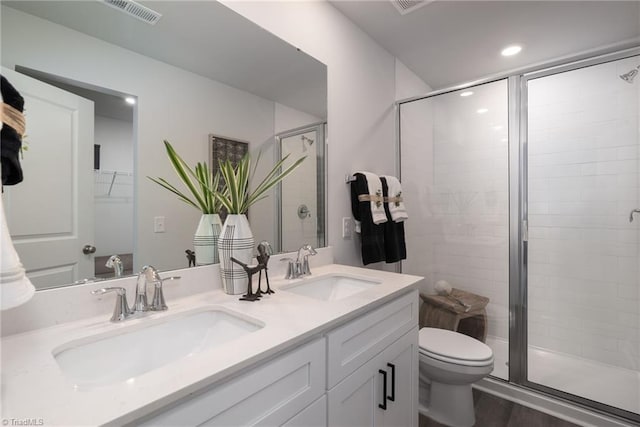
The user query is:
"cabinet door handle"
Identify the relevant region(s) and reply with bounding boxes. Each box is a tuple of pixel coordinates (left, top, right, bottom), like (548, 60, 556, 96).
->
(387, 363, 396, 402)
(378, 369, 388, 410)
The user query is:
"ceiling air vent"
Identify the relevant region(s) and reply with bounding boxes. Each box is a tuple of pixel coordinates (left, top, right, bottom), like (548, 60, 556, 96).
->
(100, 0, 162, 25)
(391, 0, 434, 15)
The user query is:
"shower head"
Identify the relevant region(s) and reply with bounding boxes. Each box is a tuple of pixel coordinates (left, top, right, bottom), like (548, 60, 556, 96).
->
(301, 135, 314, 152)
(620, 66, 640, 83)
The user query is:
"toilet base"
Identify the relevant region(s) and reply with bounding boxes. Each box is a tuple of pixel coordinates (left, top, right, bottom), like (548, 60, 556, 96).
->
(424, 381, 475, 427)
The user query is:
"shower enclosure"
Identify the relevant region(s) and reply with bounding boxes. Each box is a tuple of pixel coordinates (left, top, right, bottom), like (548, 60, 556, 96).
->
(398, 49, 639, 422)
(275, 122, 326, 253)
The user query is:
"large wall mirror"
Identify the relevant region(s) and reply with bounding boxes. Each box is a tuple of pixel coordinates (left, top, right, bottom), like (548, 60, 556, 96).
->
(1, 0, 327, 290)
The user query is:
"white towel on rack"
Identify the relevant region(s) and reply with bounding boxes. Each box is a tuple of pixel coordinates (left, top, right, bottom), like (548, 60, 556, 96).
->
(357, 171, 387, 225)
(382, 175, 408, 222)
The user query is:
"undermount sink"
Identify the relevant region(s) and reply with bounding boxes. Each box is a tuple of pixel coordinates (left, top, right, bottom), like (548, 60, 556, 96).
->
(281, 274, 380, 301)
(53, 308, 263, 387)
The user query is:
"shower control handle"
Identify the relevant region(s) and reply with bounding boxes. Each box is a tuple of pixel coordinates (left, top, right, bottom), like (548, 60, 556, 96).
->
(629, 209, 640, 223)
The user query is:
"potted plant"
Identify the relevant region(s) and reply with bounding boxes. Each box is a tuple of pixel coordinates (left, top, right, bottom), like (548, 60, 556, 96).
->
(213, 151, 306, 294)
(148, 140, 223, 265)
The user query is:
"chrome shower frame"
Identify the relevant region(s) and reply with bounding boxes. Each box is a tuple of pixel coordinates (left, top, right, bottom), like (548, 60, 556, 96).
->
(274, 121, 327, 253)
(396, 45, 640, 424)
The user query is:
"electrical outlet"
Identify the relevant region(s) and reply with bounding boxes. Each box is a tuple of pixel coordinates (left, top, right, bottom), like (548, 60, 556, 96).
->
(342, 217, 352, 239)
(154, 216, 166, 233)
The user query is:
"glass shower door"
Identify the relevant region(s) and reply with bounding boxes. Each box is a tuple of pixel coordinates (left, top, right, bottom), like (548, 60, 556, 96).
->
(399, 79, 510, 380)
(526, 55, 640, 416)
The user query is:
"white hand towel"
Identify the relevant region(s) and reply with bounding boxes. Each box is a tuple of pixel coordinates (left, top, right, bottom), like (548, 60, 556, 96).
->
(357, 171, 387, 225)
(382, 175, 408, 222)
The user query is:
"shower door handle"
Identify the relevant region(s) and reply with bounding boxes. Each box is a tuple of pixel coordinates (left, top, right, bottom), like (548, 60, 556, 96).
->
(629, 209, 640, 223)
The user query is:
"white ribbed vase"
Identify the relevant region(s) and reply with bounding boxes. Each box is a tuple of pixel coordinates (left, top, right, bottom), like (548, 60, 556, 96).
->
(193, 214, 222, 265)
(218, 214, 254, 295)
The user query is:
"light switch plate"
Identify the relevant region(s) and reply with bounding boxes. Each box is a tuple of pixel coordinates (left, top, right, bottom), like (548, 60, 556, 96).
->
(154, 216, 166, 233)
(342, 217, 352, 239)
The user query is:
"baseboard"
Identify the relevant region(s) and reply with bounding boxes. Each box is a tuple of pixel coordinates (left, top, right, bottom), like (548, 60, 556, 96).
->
(474, 378, 637, 427)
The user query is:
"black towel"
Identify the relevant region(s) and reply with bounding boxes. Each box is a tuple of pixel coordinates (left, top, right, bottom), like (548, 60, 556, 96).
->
(351, 173, 385, 265)
(1, 75, 25, 186)
(380, 177, 406, 263)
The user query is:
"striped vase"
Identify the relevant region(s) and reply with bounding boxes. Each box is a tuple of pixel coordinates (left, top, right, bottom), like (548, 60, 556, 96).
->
(218, 214, 254, 295)
(193, 214, 222, 265)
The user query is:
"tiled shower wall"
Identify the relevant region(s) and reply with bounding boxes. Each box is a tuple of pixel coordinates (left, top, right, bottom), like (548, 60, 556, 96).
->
(527, 57, 640, 371)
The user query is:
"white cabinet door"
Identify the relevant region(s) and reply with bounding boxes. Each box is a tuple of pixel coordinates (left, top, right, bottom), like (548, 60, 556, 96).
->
(328, 329, 418, 427)
(281, 395, 327, 427)
(374, 329, 418, 427)
(2, 67, 95, 289)
(327, 358, 377, 427)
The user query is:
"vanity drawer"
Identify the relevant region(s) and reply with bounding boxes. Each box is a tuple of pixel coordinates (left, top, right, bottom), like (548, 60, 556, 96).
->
(326, 290, 418, 388)
(138, 337, 326, 426)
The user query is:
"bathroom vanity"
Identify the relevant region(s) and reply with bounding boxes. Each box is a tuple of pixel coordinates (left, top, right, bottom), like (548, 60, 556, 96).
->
(0, 253, 422, 426)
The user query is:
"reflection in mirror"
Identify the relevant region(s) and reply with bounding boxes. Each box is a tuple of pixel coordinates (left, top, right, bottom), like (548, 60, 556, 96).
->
(1, 1, 327, 290)
(276, 123, 327, 253)
(13, 71, 137, 280)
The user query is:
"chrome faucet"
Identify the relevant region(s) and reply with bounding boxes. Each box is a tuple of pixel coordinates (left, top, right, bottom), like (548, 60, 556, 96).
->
(134, 265, 162, 312)
(282, 244, 317, 279)
(297, 244, 317, 276)
(91, 287, 134, 322)
(92, 265, 180, 321)
(105, 254, 124, 278)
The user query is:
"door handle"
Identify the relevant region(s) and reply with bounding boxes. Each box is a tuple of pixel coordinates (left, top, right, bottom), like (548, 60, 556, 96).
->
(82, 244, 96, 254)
(378, 369, 388, 410)
(629, 209, 640, 222)
(387, 363, 396, 401)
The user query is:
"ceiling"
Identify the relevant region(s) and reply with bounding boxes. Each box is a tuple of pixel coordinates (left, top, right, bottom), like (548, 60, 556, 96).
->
(3, 0, 327, 118)
(330, 0, 640, 90)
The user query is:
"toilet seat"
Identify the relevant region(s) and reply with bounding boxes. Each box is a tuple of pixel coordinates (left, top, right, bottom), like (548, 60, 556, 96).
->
(419, 327, 493, 367)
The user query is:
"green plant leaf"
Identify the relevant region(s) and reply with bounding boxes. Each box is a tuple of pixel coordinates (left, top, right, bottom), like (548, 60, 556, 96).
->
(147, 140, 220, 214)
(210, 149, 306, 215)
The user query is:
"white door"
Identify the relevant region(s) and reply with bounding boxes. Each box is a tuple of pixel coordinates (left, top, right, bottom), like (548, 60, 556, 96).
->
(2, 67, 94, 289)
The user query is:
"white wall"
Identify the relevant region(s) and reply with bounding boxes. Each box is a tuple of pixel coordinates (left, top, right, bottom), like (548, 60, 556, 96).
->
(1, 6, 276, 272)
(395, 58, 432, 101)
(275, 102, 321, 134)
(223, 0, 400, 267)
(94, 115, 133, 172)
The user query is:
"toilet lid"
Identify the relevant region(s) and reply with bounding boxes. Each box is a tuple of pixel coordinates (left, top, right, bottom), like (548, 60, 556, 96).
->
(419, 328, 493, 366)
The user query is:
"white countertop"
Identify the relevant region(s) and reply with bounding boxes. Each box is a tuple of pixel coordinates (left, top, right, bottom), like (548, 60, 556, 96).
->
(1, 263, 422, 426)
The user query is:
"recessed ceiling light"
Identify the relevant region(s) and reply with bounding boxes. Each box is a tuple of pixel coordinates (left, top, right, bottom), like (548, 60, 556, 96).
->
(460, 91, 474, 97)
(501, 45, 522, 57)
(493, 125, 503, 130)
(125, 97, 136, 105)
(477, 108, 489, 114)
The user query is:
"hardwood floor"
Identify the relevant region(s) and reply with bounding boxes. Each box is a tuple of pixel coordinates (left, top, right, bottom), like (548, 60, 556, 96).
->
(419, 388, 581, 427)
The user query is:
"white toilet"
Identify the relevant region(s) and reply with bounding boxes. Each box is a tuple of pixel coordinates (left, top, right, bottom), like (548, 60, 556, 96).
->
(418, 327, 494, 427)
